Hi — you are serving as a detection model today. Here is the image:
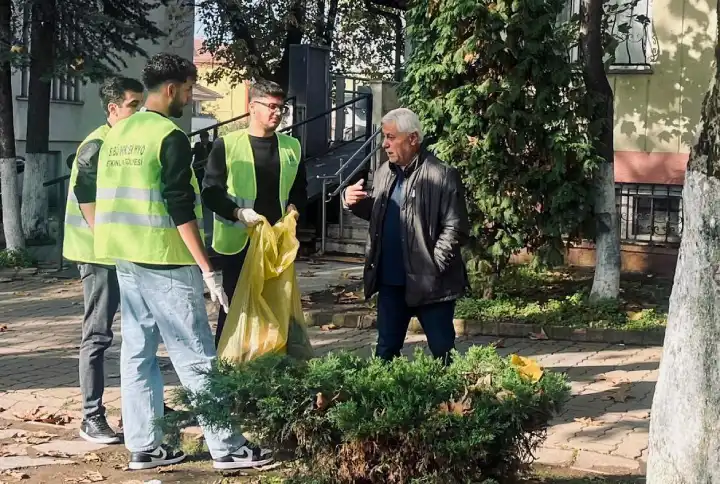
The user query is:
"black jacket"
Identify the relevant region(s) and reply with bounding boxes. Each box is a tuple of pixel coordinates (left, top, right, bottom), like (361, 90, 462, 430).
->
(347, 150, 470, 307)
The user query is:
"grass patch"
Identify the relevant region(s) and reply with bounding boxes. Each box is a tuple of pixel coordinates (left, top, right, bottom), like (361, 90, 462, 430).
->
(0, 248, 36, 269)
(456, 265, 669, 331)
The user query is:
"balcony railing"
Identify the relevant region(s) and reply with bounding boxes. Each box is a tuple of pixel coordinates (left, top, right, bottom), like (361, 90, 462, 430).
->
(616, 183, 683, 245)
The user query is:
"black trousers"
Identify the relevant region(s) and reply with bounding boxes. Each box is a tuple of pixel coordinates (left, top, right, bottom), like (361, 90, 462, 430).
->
(215, 248, 248, 348)
(375, 284, 456, 363)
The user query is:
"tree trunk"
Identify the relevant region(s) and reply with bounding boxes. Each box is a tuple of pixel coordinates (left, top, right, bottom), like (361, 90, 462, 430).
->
(274, 0, 306, 91)
(646, 11, 720, 478)
(0, 0, 23, 250)
(580, 0, 620, 302)
(22, 0, 55, 242)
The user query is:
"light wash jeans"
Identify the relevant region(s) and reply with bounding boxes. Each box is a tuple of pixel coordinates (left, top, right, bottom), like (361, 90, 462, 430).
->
(115, 260, 245, 457)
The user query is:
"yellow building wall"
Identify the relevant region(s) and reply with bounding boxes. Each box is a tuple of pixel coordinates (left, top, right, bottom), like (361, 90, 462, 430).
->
(611, 0, 717, 155)
(196, 64, 250, 122)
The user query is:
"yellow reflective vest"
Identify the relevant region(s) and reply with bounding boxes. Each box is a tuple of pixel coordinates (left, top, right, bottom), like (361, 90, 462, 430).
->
(63, 124, 112, 265)
(211, 130, 301, 255)
(94, 111, 203, 265)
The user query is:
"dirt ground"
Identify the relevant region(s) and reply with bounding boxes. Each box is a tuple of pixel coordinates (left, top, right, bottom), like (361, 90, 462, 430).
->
(0, 415, 646, 484)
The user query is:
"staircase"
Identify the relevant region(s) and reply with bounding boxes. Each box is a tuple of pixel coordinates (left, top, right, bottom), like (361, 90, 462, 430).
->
(325, 210, 369, 255)
(321, 166, 376, 256)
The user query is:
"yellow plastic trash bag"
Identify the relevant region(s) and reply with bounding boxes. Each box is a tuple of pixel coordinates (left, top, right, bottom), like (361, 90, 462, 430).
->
(510, 354, 544, 383)
(217, 213, 314, 363)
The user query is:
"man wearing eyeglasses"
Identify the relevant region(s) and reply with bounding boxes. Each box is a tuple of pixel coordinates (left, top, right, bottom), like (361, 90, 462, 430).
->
(202, 80, 307, 346)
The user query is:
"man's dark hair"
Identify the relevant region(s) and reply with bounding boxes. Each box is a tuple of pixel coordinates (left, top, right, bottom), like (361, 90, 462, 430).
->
(142, 53, 197, 91)
(249, 80, 285, 101)
(99, 76, 144, 115)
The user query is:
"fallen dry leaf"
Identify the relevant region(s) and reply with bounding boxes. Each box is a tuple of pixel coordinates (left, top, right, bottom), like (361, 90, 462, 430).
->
(469, 374, 493, 392)
(0, 325, 7, 333)
(528, 328, 549, 340)
(438, 390, 473, 416)
(0, 444, 29, 457)
(320, 324, 339, 332)
(603, 387, 633, 403)
(83, 452, 101, 463)
(12, 291, 30, 297)
(490, 338, 506, 348)
(510, 354, 544, 383)
(496, 389, 515, 402)
(0, 469, 29, 481)
(467, 135, 479, 147)
(574, 417, 604, 427)
(34, 449, 70, 458)
(626, 311, 644, 321)
(13, 406, 72, 426)
(316, 392, 330, 411)
(300, 271, 316, 277)
(337, 291, 360, 303)
(65, 471, 105, 483)
(85, 471, 105, 482)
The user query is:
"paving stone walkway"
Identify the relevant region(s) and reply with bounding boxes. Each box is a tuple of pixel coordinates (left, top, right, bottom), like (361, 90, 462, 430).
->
(0, 264, 659, 476)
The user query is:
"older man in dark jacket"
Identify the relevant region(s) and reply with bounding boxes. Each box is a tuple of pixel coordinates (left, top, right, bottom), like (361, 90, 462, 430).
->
(343, 108, 470, 362)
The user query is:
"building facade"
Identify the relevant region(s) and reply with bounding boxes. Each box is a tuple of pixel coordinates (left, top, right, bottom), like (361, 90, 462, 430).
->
(10, 2, 195, 206)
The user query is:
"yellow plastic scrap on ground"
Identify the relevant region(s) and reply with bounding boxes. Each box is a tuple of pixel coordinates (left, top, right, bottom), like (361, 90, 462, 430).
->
(217, 213, 314, 363)
(510, 354, 544, 383)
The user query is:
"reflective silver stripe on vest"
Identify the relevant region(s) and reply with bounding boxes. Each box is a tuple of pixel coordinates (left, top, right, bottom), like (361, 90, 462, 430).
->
(95, 211, 176, 228)
(96, 187, 202, 206)
(65, 213, 90, 229)
(96, 187, 164, 203)
(213, 195, 253, 227)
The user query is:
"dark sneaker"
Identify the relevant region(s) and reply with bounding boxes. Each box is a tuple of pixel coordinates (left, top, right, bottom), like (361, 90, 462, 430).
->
(79, 416, 121, 445)
(129, 444, 186, 470)
(213, 442, 274, 470)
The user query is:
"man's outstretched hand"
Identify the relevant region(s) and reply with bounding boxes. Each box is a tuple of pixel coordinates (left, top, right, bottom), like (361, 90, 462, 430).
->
(344, 179, 368, 207)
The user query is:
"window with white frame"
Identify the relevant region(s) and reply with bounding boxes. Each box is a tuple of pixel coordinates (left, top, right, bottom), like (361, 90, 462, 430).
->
(562, 0, 657, 71)
(16, 3, 83, 103)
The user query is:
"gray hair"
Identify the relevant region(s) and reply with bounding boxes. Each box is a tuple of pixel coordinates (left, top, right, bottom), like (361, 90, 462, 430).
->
(381, 108, 424, 143)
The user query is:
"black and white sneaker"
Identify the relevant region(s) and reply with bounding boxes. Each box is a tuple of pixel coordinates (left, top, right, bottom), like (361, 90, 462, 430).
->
(213, 442, 274, 470)
(79, 416, 121, 445)
(129, 444, 186, 470)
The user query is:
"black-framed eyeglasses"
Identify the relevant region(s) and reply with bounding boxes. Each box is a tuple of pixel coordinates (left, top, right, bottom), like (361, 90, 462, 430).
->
(253, 100, 289, 115)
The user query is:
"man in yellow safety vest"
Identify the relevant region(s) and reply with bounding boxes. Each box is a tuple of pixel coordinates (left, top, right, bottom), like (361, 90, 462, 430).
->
(202, 80, 307, 346)
(63, 76, 143, 445)
(91, 53, 274, 471)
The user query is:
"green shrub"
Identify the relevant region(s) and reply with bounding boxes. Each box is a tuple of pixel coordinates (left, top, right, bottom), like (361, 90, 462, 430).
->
(455, 292, 666, 330)
(0, 249, 35, 269)
(163, 348, 569, 483)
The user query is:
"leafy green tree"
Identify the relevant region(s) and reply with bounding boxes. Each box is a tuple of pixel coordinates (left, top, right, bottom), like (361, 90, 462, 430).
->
(196, 0, 402, 89)
(19, 0, 171, 241)
(401, 0, 600, 297)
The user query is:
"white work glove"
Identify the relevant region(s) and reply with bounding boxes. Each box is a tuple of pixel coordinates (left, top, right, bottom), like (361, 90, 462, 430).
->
(235, 208, 263, 227)
(202, 271, 230, 313)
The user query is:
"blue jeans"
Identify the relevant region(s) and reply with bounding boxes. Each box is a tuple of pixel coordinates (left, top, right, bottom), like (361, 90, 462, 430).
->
(115, 260, 245, 457)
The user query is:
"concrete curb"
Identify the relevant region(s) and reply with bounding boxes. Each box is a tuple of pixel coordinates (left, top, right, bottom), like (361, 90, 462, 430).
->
(302, 310, 666, 346)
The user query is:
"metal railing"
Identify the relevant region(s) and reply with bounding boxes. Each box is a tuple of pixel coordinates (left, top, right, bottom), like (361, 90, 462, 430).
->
(316, 127, 382, 254)
(287, 93, 374, 163)
(616, 182, 683, 245)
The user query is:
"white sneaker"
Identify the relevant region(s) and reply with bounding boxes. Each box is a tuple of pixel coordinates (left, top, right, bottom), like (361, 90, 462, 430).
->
(213, 441, 274, 470)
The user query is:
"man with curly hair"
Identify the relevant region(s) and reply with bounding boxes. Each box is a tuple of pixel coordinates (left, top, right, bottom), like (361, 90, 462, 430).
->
(90, 53, 274, 471)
